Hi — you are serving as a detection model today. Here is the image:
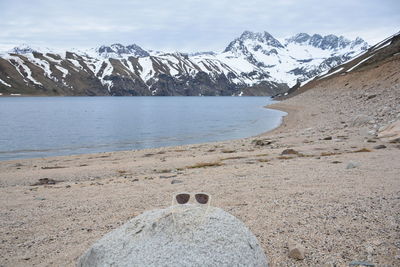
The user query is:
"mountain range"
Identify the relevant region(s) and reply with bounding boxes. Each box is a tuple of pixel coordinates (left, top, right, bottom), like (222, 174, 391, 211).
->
(0, 31, 368, 96)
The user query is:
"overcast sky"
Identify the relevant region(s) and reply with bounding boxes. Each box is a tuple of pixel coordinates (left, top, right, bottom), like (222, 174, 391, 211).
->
(0, 0, 399, 52)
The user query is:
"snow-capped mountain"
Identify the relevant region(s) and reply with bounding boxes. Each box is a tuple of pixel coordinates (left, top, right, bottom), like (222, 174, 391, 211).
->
(0, 31, 368, 96)
(220, 31, 368, 86)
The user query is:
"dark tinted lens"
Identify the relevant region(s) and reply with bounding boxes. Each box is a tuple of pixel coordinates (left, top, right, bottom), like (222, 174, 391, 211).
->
(176, 193, 190, 204)
(195, 193, 209, 204)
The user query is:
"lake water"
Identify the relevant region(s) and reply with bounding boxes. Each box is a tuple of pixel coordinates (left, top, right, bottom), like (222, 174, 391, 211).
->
(0, 97, 286, 161)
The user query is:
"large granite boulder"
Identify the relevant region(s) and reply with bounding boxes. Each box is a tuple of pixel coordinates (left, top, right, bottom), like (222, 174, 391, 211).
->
(78, 205, 268, 266)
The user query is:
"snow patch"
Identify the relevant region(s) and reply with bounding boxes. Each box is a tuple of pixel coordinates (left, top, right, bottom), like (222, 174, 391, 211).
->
(0, 78, 11, 87)
(55, 65, 69, 78)
(346, 55, 374, 72)
(318, 67, 344, 80)
(5, 55, 42, 85)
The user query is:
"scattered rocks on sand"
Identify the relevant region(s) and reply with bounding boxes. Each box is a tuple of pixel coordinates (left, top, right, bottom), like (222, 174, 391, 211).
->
(252, 139, 273, 146)
(346, 162, 360, 169)
(31, 178, 57, 186)
(373, 144, 386, 149)
(77, 205, 268, 266)
(281, 149, 299, 155)
(288, 240, 305, 260)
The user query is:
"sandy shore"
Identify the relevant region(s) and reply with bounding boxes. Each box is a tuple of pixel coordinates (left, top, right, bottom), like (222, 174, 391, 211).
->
(1, 60, 399, 266)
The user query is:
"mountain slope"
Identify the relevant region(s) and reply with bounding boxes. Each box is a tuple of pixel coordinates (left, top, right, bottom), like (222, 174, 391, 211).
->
(0, 31, 368, 96)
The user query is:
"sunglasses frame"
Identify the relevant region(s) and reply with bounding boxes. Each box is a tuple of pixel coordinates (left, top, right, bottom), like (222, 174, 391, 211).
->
(172, 192, 211, 205)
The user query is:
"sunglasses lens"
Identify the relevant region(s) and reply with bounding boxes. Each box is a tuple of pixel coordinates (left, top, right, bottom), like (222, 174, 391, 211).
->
(195, 193, 209, 204)
(176, 193, 190, 204)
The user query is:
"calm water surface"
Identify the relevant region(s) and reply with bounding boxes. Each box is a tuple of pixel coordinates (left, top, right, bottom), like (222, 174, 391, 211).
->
(0, 97, 286, 161)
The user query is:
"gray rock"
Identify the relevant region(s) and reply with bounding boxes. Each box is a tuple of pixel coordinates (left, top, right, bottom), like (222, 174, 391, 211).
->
(252, 139, 273, 146)
(346, 162, 360, 169)
(281, 149, 299, 155)
(78, 205, 268, 267)
(350, 115, 373, 127)
(348, 260, 375, 266)
(288, 241, 305, 260)
(373, 144, 386, 149)
(171, 179, 183, 184)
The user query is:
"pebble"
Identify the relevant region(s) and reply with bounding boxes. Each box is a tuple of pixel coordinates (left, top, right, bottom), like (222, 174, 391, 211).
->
(281, 149, 299, 155)
(348, 260, 375, 266)
(288, 241, 305, 260)
(160, 175, 177, 179)
(373, 144, 386, 149)
(171, 179, 183, 184)
(346, 162, 360, 169)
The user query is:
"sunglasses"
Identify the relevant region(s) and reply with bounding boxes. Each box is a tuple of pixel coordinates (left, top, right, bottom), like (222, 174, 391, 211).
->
(174, 193, 210, 205)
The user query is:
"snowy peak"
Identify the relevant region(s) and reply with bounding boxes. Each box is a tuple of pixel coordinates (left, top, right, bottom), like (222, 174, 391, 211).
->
(96, 43, 150, 58)
(239, 31, 284, 48)
(286, 33, 368, 51)
(11, 44, 37, 54)
(224, 30, 284, 53)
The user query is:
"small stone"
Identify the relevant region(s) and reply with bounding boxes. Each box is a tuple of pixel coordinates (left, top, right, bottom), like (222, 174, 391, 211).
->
(159, 175, 177, 179)
(35, 197, 46, 201)
(348, 260, 375, 266)
(350, 115, 373, 127)
(281, 149, 299, 155)
(31, 178, 57, 186)
(389, 137, 400, 143)
(252, 139, 273, 146)
(366, 139, 376, 143)
(367, 94, 377, 100)
(171, 179, 183, 184)
(373, 144, 386, 149)
(346, 162, 360, 169)
(288, 241, 305, 260)
(65, 185, 71, 188)
(323, 136, 332, 140)
(332, 161, 342, 164)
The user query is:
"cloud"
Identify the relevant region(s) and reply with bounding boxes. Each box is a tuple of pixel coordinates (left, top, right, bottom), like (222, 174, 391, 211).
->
(0, 0, 399, 51)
